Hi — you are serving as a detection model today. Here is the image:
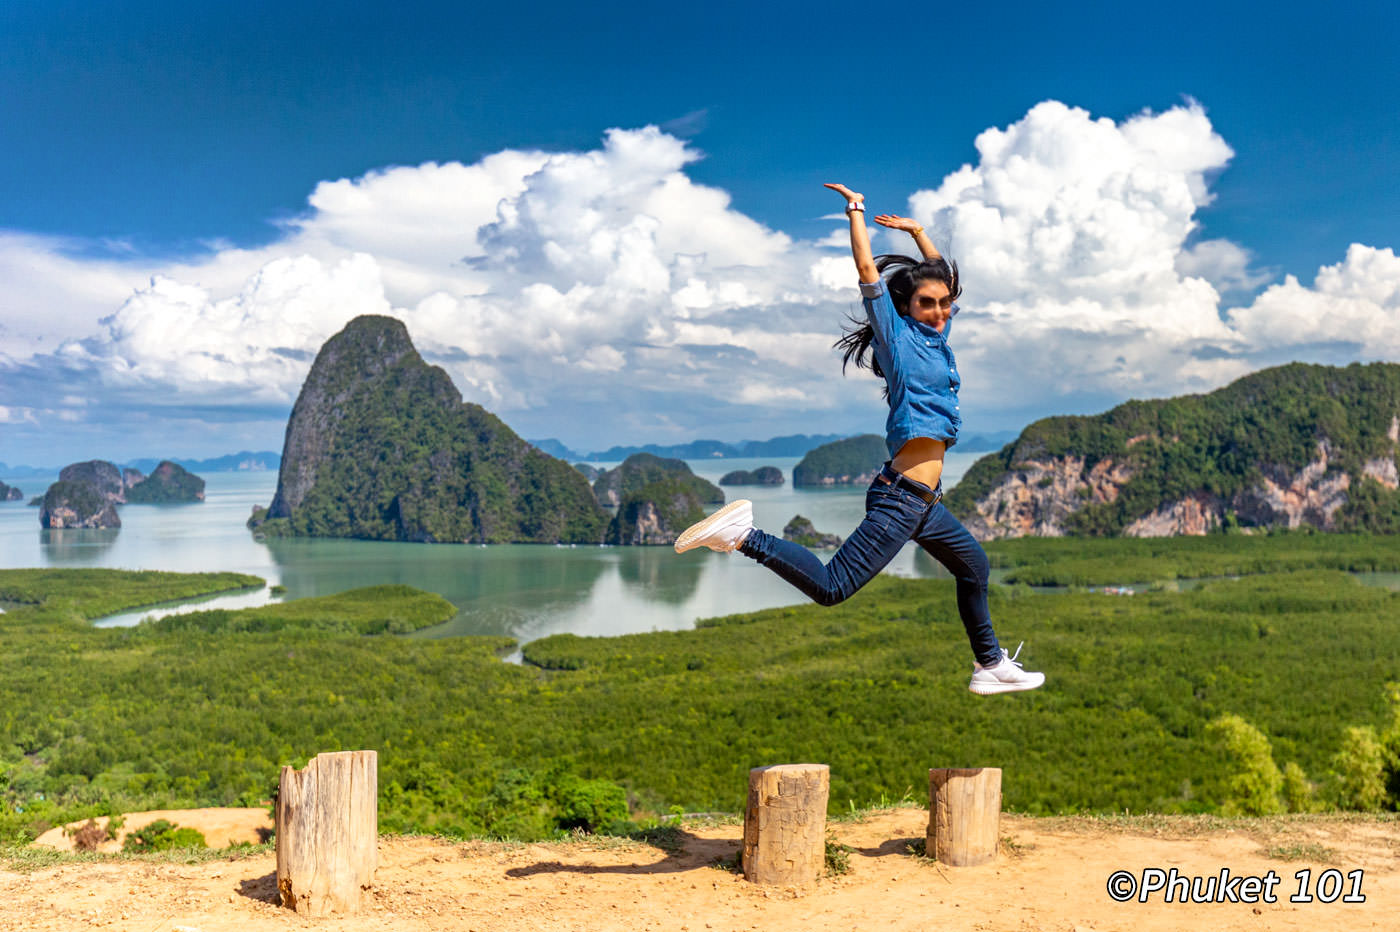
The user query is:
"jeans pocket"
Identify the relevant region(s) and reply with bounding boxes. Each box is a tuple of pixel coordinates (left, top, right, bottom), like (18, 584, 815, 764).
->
(866, 483, 919, 537)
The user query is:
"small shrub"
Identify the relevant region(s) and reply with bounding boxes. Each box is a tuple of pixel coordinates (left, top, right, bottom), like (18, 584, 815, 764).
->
(70, 819, 110, 852)
(1207, 714, 1284, 815)
(1281, 762, 1319, 813)
(1331, 726, 1387, 811)
(121, 819, 207, 853)
(556, 777, 629, 833)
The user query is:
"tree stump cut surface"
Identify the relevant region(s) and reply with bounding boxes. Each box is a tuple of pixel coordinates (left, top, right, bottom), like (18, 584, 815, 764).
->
(275, 750, 378, 916)
(928, 767, 1001, 867)
(743, 763, 829, 885)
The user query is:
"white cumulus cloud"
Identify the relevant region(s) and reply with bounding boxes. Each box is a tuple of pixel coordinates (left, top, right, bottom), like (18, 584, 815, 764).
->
(3, 103, 1400, 461)
(1227, 244, 1400, 357)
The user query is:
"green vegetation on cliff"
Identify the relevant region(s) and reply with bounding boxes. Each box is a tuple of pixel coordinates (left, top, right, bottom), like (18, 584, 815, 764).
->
(594, 454, 721, 545)
(258, 316, 607, 544)
(605, 477, 709, 545)
(947, 362, 1400, 534)
(792, 434, 886, 486)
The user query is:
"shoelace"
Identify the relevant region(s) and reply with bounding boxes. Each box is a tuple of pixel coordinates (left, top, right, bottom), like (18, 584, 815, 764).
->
(1004, 641, 1025, 668)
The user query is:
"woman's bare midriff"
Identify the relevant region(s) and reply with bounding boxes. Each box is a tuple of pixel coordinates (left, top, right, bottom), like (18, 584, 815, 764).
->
(891, 437, 946, 491)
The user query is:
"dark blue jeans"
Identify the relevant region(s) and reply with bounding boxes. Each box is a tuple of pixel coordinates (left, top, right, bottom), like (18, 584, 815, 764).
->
(738, 471, 1002, 667)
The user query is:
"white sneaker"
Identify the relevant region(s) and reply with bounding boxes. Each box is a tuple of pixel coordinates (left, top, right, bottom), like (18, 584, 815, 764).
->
(968, 642, 1045, 695)
(674, 499, 754, 553)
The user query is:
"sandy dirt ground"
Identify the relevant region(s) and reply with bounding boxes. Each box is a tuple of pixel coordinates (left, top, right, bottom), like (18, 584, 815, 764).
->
(1, 807, 1396, 932)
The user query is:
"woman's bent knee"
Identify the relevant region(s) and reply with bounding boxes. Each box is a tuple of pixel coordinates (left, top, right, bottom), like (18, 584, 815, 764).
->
(812, 587, 851, 607)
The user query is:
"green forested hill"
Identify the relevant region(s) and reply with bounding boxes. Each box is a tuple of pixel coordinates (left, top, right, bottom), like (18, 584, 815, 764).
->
(253, 316, 607, 543)
(947, 362, 1400, 535)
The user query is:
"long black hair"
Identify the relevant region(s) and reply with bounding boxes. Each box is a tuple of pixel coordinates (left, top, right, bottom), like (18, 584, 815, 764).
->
(835, 253, 962, 380)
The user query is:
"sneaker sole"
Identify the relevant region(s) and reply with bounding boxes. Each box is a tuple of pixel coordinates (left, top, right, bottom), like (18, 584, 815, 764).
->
(969, 677, 1045, 695)
(674, 499, 752, 553)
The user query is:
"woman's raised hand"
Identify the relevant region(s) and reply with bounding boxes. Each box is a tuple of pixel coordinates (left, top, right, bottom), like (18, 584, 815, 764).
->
(826, 184, 877, 280)
(823, 182, 863, 205)
(873, 214, 920, 233)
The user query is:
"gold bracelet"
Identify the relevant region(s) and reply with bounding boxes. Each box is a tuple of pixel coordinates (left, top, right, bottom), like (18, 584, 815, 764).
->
(910, 226, 924, 236)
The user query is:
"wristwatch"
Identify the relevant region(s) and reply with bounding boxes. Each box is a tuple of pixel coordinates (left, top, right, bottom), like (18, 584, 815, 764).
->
(846, 201, 865, 213)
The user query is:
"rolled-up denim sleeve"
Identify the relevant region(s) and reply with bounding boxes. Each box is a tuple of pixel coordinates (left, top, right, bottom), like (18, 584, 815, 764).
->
(860, 279, 900, 350)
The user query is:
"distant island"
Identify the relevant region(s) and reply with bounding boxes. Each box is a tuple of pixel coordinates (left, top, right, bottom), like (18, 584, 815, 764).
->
(528, 431, 1016, 462)
(249, 315, 607, 544)
(2, 452, 280, 479)
(124, 451, 280, 474)
(782, 515, 842, 548)
(529, 434, 844, 462)
(594, 454, 724, 545)
(946, 361, 1400, 538)
(719, 466, 784, 486)
(126, 461, 206, 503)
(36, 459, 207, 528)
(792, 435, 887, 487)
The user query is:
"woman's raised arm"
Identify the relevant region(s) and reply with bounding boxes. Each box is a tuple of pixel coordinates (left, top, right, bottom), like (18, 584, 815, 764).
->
(824, 183, 878, 283)
(874, 213, 942, 261)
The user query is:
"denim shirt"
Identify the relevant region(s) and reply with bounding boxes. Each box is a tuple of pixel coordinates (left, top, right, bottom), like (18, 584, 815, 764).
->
(859, 278, 961, 457)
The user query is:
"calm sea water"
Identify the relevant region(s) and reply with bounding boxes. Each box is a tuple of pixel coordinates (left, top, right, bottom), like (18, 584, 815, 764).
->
(0, 455, 980, 642)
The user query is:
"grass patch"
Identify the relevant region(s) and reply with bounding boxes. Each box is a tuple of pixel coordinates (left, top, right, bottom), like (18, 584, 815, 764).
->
(0, 841, 274, 873)
(1262, 842, 1340, 863)
(824, 834, 853, 875)
(831, 790, 919, 823)
(712, 849, 742, 873)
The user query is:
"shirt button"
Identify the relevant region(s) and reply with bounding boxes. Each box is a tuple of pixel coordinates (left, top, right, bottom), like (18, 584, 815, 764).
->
(925, 340, 931, 346)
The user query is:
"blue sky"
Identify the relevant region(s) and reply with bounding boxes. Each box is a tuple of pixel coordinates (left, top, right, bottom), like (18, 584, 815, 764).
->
(1, 0, 1398, 466)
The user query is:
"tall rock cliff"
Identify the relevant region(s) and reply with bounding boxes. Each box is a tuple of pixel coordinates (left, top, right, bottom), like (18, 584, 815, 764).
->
(59, 460, 127, 504)
(40, 480, 121, 529)
(257, 315, 607, 543)
(945, 362, 1400, 538)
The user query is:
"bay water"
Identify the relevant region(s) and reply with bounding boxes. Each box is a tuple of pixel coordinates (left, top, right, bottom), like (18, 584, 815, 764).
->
(0, 455, 980, 642)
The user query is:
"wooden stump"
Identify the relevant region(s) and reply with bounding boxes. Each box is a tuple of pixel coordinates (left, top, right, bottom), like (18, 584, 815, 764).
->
(276, 750, 378, 916)
(927, 767, 1001, 866)
(742, 763, 829, 884)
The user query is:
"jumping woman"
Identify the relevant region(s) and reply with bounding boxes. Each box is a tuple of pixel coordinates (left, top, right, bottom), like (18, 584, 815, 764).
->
(675, 182, 1044, 695)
